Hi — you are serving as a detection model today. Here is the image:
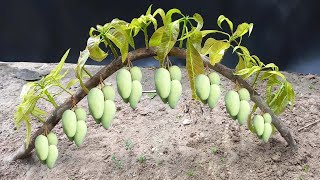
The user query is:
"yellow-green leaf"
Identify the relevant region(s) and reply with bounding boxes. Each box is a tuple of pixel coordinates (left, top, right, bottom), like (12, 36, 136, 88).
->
(232, 23, 254, 39)
(186, 37, 205, 99)
(87, 37, 108, 62)
(201, 38, 230, 65)
(217, 15, 233, 32)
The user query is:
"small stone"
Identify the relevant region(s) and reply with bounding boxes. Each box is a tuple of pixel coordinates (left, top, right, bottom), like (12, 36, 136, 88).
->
(182, 119, 192, 125)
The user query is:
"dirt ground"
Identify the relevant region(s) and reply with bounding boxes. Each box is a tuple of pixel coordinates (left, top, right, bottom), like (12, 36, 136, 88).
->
(0, 62, 319, 180)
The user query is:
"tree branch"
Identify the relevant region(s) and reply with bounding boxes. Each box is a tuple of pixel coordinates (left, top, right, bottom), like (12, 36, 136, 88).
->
(8, 47, 297, 161)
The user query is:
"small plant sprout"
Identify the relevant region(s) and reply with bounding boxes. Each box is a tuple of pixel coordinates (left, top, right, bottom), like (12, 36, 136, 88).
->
(124, 139, 134, 151)
(137, 155, 146, 164)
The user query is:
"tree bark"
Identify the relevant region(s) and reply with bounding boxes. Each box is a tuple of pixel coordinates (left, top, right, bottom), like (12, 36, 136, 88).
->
(9, 47, 297, 161)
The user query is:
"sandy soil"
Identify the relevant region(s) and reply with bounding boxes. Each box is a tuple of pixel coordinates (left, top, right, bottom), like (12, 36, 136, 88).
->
(0, 62, 319, 180)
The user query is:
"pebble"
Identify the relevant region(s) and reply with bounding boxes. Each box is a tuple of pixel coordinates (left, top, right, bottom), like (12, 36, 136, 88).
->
(182, 119, 192, 125)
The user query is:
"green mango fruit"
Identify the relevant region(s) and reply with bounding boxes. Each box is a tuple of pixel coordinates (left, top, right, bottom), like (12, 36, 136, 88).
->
(253, 115, 265, 136)
(101, 100, 116, 129)
(169, 65, 182, 81)
(87, 88, 104, 120)
(130, 66, 142, 82)
(35, 135, 49, 161)
(168, 80, 182, 109)
(155, 68, 171, 99)
(102, 85, 115, 101)
(238, 88, 250, 101)
(208, 72, 220, 85)
(208, 84, 221, 109)
(74, 121, 87, 147)
(62, 110, 77, 138)
(47, 132, 58, 146)
(224, 90, 240, 117)
(263, 113, 272, 124)
(75, 107, 87, 122)
(129, 80, 142, 109)
(195, 74, 210, 101)
(46, 145, 58, 169)
(262, 123, 272, 143)
(116, 68, 132, 99)
(237, 100, 251, 125)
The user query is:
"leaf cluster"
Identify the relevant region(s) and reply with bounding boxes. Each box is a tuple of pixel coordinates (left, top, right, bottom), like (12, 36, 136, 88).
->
(15, 50, 77, 146)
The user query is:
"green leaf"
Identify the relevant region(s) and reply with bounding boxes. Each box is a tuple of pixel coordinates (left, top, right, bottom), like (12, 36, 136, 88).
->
(165, 8, 182, 25)
(66, 79, 79, 89)
(75, 49, 90, 93)
(50, 49, 70, 77)
(146, 4, 153, 15)
(20, 82, 36, 98)
(186, 36, 205, 99)
(248, 104, 257, 133)
(232, 23, 254, 39)
(87, 36, 108, 62)
(264, 63, 279, 71)
(217, 15, 233, 32)
(149, 21, 180, 66)
(153, 8, 166, 24)
(201, 38, 230, 65)
(193, 13, 204, 30)
(235, 55, 246, 72)
(234, 66, 261, 79)
(105, 29, 129, 63)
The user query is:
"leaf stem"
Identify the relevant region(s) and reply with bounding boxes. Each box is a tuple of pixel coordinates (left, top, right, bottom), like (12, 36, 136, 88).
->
(82, 67, 93, 78)
(252, 71, 261, 88)
(179, 19, 187, 48)
(44, 90, 58, 108)
(143, 27, 149, 48)
(57, 85, 74, 96)
(105, 38, 119, 58)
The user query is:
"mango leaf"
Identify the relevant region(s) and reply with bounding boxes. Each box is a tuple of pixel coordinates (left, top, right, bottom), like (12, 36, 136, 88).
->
(269, 84, 289, 115)
(164, 8, 182, 25)
(217, 15, 233, 32)
(149, 21, 180, 66)
(87, 36, 108, 62)
(264, 63, 279, 71)
(66, 79, 79, 89)
(234, 66, 261, 79)
(75, 49, 90, 93)
(201, 38, 230, 65)
(232, 23, 254, 39)
(235, 55, 246, 72)
(105, 29, 129, 63)
(286, 82, 295, 109)
(247, 104, 257, 133)
(50, 49, 70, 77)
(20, 82, 36, 98)
(110, 22, 135, 48)
(186, 36, 205, 99)
(146, 4, 153, 15)
(193, 13, 204, 30)
(178, 13, 204, 41)
(153, 8, 166, 24)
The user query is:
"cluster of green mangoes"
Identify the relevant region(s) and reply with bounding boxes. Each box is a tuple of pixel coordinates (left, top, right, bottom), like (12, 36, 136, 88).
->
(35, 132, 58, 169)
(62, 107, 88, 146)
(155, 66, 182, 109)
(225, 88, 251, 125)
(88, 86, 116, 129)
(195, 72, 221, 109)
(253, 113, 273, 142)
(116, 67, 143, 109)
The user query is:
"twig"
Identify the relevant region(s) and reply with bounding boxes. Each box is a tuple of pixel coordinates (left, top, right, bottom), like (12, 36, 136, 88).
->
(142, 90, 156, 93)
(298, 120, 320, 132)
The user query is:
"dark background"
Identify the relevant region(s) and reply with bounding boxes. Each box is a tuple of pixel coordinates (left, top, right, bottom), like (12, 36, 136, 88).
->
(0, 0, 319, 74)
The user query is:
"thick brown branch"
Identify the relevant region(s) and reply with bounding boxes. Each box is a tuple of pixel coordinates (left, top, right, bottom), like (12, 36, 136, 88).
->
(9, 47, 296, 161)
